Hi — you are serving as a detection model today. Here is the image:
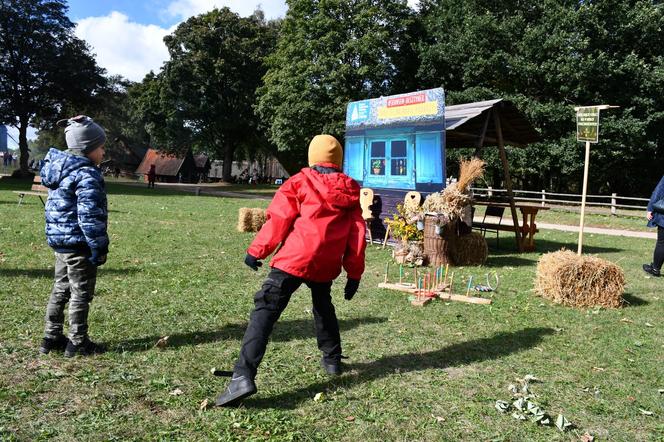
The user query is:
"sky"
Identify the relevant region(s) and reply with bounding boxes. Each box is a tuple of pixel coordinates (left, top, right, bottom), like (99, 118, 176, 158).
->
(6, 0, 419, 147)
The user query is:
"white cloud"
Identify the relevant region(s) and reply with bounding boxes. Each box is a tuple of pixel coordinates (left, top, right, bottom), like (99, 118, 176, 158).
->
(166, 0, 420, 21)
(75, 12, 173, 82)
(165, 0, 287, 20)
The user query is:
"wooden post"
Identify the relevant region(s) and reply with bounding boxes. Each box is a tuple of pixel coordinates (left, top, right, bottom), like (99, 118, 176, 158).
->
(494, 109, 523, 252)
(611, 192, 617, 216)
(541, 189, 546, 207)
(578, 140, 591, 255)
(473, 110, 491, 158)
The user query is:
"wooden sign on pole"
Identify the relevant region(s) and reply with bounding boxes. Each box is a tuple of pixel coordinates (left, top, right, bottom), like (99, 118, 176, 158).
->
(574, 105, 618, 255)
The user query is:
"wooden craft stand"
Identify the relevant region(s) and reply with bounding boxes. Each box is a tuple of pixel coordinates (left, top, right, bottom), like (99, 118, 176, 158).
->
(377, 282, 492, 306)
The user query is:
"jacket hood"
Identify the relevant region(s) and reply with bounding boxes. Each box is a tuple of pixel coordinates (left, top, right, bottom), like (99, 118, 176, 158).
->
(301, 167, 360, 210)
(41, 148, 93, 189)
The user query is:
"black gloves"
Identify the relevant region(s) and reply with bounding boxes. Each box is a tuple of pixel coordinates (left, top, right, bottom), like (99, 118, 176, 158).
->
(344, 278, 360, 300)
(244, 254, 263, 271)
(89, 249, 107, 267)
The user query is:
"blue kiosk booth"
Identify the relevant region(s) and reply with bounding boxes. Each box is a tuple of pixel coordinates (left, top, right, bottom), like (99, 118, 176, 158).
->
(343, 88, 446, 193)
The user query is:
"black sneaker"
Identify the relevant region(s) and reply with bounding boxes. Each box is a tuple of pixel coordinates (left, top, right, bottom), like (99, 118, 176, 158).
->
(642, 263, 661, 277)
(64, 338, 107, 358)
(215, 375, 257, 407)
(39, 335, 69, 354)
(320, 357, 342, 376)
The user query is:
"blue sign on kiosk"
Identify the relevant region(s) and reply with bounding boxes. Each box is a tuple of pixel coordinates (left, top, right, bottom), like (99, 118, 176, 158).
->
(343, 88, 445, 192)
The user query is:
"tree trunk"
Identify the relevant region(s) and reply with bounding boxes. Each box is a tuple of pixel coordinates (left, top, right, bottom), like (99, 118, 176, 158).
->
(222, 146, 235, 182)
(18, 115, 30, 175)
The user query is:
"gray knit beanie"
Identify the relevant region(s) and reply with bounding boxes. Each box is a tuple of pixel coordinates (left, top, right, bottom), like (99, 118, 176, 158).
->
(57, 115, 106, 154)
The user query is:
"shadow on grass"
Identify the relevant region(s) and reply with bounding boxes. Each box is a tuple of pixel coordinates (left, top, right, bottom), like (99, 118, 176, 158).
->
(112, 317, 388, 352)
(622, 293, 649, 307)
(482, 237, 625, 269)
(0, 267, 142, 278)
(243, 327, 554, 409)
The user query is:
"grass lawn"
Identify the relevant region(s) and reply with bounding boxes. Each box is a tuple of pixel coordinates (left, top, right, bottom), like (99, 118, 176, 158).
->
(0, 178, 662, 441)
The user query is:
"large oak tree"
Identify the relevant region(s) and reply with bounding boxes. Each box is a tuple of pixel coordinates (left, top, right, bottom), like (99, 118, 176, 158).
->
(0, 0, 105, 175)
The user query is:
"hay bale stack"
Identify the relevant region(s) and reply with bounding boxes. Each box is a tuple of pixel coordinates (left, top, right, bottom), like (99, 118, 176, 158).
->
(535, 250, 625, 308)
(251, 208, 267, 232)
(452, 232, 488, 266)
(237, 208, 253, 232)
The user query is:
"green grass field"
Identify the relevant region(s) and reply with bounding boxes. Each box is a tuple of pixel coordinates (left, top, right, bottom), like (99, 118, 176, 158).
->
(1, 179, 662, 441)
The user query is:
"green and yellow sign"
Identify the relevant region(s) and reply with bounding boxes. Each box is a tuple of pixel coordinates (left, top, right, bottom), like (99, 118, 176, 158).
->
(576, 106, 600, 143)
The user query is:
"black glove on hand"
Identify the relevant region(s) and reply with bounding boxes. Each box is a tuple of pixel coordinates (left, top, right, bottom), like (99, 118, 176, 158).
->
(344, 278, 360, 300)
(89, 249, 107, 267)
(244, 254, 262, 271)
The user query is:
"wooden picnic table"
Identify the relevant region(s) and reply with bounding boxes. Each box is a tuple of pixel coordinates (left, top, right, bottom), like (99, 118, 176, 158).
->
(473, 201, 550, 252)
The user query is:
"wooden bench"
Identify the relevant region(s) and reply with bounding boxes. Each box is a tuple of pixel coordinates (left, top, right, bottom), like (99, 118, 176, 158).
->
(14, 176, 48, 206)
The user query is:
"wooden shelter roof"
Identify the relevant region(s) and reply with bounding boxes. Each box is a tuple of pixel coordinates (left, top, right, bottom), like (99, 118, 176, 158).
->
(136, 148, 186, 176)
(446, 99, 540, 148)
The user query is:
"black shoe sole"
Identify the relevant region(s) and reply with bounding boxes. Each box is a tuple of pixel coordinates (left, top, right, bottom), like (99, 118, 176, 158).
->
(215, 386, 257, 407)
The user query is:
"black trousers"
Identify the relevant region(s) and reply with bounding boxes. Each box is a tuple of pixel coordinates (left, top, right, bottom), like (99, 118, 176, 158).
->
(654, 226, 664, 271)
(234, 268, 342, 379)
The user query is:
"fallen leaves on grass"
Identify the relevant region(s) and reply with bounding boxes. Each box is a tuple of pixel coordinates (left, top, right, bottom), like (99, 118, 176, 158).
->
(639, 409, 654, 416)
(555, 414, 572, 431)
(580, 432, 594, 442)
(169, 388, 183, 396)
(495, 375, 574, 431)
(199, 398, 210, 411)
(345, 416, 355, 422)
(313, 392, 325, 402)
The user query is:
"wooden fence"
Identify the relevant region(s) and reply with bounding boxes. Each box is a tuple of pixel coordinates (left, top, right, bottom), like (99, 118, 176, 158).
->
(470, 187, 650, 215)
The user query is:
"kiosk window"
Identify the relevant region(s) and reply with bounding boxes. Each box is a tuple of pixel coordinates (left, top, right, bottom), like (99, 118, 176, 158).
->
(370, 141, 386, 175)
(390, 140, 407, 176)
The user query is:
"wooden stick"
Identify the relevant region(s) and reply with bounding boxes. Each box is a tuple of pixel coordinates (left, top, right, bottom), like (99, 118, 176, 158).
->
(399, 264, 403, 284)
(449, 272, 455, 294)
(443, 264, 449, 286)
(466, 276, 474, 297)
(384, 262, 389, 284)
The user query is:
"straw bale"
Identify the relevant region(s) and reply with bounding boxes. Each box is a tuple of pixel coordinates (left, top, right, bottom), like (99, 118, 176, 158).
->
(457, 157, 486, 191)
(237, 208, 253, 232)
(251, 208, 267, 232)
(452, 232, 488, 266)
(534, 250, 625, 308)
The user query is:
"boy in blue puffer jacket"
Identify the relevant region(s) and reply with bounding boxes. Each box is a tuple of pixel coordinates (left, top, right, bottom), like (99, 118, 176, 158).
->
(39, 116, 109, 357)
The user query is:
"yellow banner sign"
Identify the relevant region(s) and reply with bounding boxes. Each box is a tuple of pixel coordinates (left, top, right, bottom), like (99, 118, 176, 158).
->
(377, 101, 439, 120)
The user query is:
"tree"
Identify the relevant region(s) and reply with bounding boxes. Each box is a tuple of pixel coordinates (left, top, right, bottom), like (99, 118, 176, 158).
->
(257, 0, 419, 172)
(0, 0, 105, 175)
(417, 0, 664, 195)
(34, 75, 150, 167)
(134, 8, 276, 181)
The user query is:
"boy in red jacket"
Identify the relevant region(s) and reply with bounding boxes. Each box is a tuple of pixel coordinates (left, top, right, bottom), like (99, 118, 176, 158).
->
(216, 135, 366, 407)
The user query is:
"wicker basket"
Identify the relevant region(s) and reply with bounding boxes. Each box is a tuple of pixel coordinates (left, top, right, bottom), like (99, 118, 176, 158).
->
(423, 215, 455, 267)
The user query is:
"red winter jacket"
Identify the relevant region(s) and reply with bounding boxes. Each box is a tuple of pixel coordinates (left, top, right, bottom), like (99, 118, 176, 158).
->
(248, 168, 366, 282)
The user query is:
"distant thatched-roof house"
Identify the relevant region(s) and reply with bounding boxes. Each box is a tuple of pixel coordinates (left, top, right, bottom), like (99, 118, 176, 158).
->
(135, 148, 196, 183)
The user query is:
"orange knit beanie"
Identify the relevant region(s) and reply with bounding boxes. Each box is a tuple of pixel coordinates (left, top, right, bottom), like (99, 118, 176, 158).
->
(308, 134, 343, 168)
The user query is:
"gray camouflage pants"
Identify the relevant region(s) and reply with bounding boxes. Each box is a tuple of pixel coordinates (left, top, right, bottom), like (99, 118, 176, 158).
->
(44, 252, 97, 345)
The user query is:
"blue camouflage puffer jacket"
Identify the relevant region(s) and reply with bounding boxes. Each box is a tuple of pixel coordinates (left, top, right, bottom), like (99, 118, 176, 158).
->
(647, 175, 664, 229)
(41, 148, 109, 257)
